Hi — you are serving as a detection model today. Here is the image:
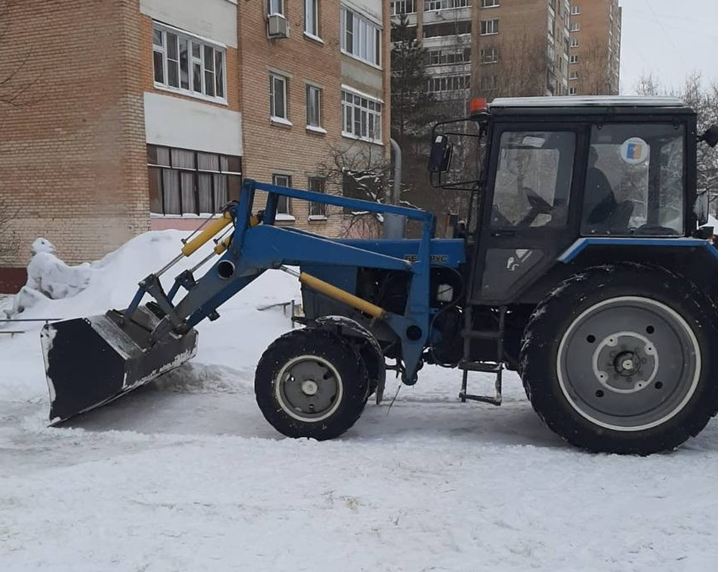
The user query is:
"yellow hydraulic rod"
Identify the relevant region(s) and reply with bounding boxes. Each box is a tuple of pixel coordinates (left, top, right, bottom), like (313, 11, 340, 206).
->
(280, 266, 385, 319)
(181, 212, 233, 257)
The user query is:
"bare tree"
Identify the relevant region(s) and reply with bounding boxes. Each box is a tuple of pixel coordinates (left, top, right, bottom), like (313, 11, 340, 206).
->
(636, 72, 718, 216)
(575, 41, 614, 95)
(0, 197, 19, 264)
(0, 0, 37, 111)
(479, 33, 549, 99)
(315, 143, 392, 239)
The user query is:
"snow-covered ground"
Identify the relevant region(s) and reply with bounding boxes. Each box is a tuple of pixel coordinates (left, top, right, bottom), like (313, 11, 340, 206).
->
(0, 232, 717, 571)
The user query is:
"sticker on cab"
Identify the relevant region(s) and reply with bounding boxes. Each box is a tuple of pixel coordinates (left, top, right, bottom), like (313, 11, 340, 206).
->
(620, 137, 649, 165)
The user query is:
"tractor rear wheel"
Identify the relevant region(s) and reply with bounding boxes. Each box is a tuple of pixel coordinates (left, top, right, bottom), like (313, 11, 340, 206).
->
(520, 264, 716, 455)
(255, 328, 369, 440)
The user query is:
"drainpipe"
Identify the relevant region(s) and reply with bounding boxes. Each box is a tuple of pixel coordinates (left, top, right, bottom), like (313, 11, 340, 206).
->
(383, 138, 406, 239)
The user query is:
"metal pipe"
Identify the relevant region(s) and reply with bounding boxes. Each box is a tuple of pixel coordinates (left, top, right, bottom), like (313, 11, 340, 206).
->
(383, 138, 406, 239)
(280, 266, 385, 319)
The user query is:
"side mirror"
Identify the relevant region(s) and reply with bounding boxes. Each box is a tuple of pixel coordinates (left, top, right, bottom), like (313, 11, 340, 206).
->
(699, 124, 718, 148)
(428, 134, 452, 173)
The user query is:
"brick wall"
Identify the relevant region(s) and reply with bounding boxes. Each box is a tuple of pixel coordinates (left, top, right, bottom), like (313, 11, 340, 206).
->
(0, 0, 148, 269)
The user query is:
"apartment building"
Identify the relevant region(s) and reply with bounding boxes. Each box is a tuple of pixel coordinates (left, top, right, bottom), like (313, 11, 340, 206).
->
(568, 0, 622, 95)
(391, 0, 619, 102)
(0, 0, 389, 291)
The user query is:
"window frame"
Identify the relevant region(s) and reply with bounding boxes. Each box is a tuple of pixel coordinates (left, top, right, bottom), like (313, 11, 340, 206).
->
(306, 83, 324, 131)
(341, 87, 383, 144)
(268, 0, 285, 16)
(152, 22, 227, 104)
(308, 176, 327, 218)
(304, 0, 321, 40)
(480, 18, 499, 35)
(269, 72, 290, 124)
(340, 6, 382, 68)
(272, 173, 293, 217)
(147, 145, 241, 217)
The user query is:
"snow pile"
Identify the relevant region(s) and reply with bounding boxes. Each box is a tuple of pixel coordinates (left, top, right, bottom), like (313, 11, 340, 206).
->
(0, 229, 301, 400)
(1, 238, 91, 321)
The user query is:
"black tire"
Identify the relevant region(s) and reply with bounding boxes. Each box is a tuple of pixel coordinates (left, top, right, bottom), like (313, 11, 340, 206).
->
(255, 328, 369, 440)
(520, 263, 717, 455)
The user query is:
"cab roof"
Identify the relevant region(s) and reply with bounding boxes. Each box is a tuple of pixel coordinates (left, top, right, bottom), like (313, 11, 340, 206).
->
(489, 96, 687, 109)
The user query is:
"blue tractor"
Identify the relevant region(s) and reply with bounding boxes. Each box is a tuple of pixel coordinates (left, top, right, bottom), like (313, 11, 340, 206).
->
(42, 96, 718, 455)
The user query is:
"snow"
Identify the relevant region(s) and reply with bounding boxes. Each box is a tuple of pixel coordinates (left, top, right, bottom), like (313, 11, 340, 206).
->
(0, 231, 718, 571)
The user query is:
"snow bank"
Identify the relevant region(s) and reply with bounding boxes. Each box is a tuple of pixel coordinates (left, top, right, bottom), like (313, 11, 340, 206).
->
(0, 229, 301, 400)
(1, 238, 92, 321)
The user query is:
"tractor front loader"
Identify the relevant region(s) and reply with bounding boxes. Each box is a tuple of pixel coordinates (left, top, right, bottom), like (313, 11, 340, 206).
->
(42, 96, 718, 455)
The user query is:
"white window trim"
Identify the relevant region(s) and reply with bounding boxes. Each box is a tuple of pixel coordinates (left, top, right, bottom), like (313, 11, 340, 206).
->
(306, 84, 323, 130)
(480, 18, 499, 36)
(306, 125, 328, 135)
(341, 86, 383, 145)
(152, 21, 228, 105)
(304, 0, 321, 40)
(268, 0, 285, 16)
(303, 31, 324, 44)
(269, 72, 289, 122)
(340, 6, 383, 70)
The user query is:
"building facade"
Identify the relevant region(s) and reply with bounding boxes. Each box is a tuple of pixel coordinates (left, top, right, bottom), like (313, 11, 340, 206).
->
(567, 0, 622, 95)
(391, 0, 619, 102)
(0, 0, 390, 291)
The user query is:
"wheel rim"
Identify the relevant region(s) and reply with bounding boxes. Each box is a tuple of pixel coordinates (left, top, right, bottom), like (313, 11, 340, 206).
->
(274, 355, 344, 423)
(556, 296, 701, 432)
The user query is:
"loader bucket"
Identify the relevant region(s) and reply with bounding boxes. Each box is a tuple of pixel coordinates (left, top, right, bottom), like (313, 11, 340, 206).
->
(41, 306, 197, 424)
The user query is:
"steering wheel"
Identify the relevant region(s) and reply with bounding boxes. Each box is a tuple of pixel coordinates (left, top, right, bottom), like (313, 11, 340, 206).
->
(518, 187, 553, 227)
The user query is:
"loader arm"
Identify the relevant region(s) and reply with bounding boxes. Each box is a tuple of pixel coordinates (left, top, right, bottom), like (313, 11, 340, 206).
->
(42, 179, 439, 423)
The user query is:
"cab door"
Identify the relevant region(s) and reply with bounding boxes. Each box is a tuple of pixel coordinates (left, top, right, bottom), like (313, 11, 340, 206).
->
(470, 123, 588, 305)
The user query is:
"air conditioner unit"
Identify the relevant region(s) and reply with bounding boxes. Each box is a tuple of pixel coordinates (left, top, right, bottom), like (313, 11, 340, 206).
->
(267, 13, 290, 39)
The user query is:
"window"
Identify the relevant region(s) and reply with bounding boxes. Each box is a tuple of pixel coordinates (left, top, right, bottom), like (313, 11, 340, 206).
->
(569, 71, 578, 80)
(392, 1, 417, 15)
(570, 37, 579, 48)
(428, 47, 471, 66)
(569, 54, 579, 64)
(423, 21, 472, 37)
(152, 23, 226, 101)
(480, 47, 498, 64)
(480, 19, 499, 35)
(306, 84, 322, 129)
(308, 176, 327, 217)
(304, 0, 320, 38)
(268, 0, 284, 15)
(570, 21, 580, 31)
(568, 86, 577, 95)
(341, 88, 382, 143)
(481, 0, 499, 7)
(424, 0, 471, 9)
(272, 173, 292, 215)
(270, 73, 288, 122)
(480, 75, 496, 91)
(340, 7, 381, 67)
(581, 124, 686, 236)
(491, 131, 576, 228)
(571, 4, 580, 14)
(147, 146, 241, 216)
(427, 75, 471, 94)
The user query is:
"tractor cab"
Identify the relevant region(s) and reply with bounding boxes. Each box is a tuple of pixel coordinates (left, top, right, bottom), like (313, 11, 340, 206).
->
(429, 96, 718, 305)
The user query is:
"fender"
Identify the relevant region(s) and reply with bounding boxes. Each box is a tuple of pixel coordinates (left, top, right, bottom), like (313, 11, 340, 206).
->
(313, 316, 387, 404)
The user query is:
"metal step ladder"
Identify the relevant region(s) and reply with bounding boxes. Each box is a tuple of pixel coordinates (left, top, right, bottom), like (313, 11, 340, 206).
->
(458, 305, 506, 405)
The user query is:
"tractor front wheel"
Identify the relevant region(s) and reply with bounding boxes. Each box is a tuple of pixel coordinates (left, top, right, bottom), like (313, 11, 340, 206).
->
(255, 328, 369, 440)
(521, 264, 717, 455)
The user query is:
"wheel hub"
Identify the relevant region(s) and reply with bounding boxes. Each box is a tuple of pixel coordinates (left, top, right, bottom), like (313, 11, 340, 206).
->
(301, 379, 319, 396)
(591, 332, 657, 394)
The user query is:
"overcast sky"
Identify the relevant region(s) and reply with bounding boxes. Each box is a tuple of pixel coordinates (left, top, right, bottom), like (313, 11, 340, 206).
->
(618, 0, 718, 94)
